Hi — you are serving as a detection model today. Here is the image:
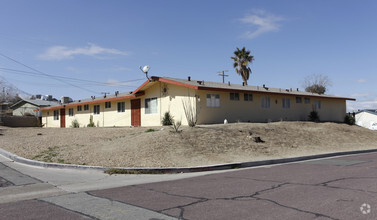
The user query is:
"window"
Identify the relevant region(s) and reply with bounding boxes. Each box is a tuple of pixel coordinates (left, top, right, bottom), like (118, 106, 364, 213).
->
(77, 105, 82, 111)
(105, 101, 111, 109)
(282, 98, 290, 109)
(230, 92, 240, 101)
(145, 97, 158, 114)
(244, 93, 253, 101)
(304, 98, 310, 104)
(261, 96, 270, 108)
(69, 108, 74, 116)
(315, 100, 321, 110)
(117, 102, 125, 112)
(53, 110, 59, 120)
(206, 94, 220, 107)
(296, 97, 302, 103)
(94, 105, 100, 114)
(84, 104, 89, 111)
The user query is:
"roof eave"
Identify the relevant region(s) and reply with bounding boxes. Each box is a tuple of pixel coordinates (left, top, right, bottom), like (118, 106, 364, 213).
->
(197, 86, 355, 101)
(36, 92, 145, 111)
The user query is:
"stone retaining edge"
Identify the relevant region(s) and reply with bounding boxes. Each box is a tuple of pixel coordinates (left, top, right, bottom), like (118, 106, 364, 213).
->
(1, 147, 377, 174)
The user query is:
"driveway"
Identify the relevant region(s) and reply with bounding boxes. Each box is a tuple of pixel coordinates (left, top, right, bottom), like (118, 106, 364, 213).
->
(1, 152, 377, 219)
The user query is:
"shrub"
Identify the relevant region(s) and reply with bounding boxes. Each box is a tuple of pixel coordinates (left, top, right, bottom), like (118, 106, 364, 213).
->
(344, 114, 355, 125)
(172, 120, 182, 133)
(87, 115, 95, 127)
(308, 110, 320, 122)
(162, 111, 174, 126)
(145, 128, 155, 133)
(71, 119, 80, 128)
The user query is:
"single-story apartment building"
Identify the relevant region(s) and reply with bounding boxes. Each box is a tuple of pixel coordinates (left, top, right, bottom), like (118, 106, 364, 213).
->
(355, 109, 377, 130)
(37, 76, 355, 128)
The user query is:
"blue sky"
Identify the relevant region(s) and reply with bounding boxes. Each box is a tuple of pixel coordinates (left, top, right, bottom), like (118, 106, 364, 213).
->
(0, 0, 376, 111)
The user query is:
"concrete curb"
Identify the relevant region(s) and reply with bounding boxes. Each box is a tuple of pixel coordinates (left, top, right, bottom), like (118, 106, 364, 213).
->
(1, 147, 377, 174)
(0, 148, 106, 171)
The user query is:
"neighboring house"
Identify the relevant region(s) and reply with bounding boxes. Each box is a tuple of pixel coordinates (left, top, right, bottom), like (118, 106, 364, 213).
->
(0, 101, 11, 114)
(355, 109, 377, 130)
(38, 76, 355, 128)
(11, 98, 59, 117)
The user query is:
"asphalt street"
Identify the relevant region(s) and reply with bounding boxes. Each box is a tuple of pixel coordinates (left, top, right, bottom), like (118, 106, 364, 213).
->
(1, 152, 377, 219)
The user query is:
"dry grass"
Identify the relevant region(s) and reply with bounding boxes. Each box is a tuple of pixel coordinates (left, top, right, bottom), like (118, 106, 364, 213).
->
(1, 122, 376, 168)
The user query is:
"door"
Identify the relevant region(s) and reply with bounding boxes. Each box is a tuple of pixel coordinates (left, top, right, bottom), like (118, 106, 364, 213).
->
(60, 109, 66, 128)
(131, 99, 141, 127)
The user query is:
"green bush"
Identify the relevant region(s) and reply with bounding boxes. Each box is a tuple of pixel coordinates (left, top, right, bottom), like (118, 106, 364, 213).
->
(344, 114, 355, 125)
(87, 115, 95, 127)
(145, 128, 155, 133)
(308, 110, 320, 122)
(71, 119, 80, 128)
(162, 111, 174, 125)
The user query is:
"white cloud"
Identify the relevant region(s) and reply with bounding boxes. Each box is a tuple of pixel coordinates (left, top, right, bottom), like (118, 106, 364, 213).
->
(239, 9, 284, 39)
(38, 43, 128, 60)
(103, 67, 132, 72)
(105, 79, 136, 87)
(350, 93, 371, 97)
(356, 79, 367, 83)
(347, 99, 377, 112)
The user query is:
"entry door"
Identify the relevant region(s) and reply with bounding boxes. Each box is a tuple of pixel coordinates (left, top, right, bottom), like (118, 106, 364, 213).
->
(60, 109, 66, 128)
(131, 99, 141, 127)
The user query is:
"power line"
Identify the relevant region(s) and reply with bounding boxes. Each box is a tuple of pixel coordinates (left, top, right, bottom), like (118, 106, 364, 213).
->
(0, 52, 100, 94)
(217, 70, 229, 83)
(0, 67, 144, 87)
(0, 75, 33, 96)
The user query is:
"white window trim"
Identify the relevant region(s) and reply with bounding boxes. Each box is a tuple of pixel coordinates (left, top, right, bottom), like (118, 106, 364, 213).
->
(282, 98, 290, 109)
(69, 108, 74, 117)
(261, 96, 270, 109)
(244, 93, 253, 101)
(94, 105, 100, 115)
(117, 102, 125, 113)
(145, 97, 158, 114)
(53, 110, 59, 120)
(206, 94, 220, 107)
(230, 92, 240, 101)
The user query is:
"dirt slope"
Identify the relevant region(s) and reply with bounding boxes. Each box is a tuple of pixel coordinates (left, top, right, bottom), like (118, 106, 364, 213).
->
(1, 122, 376, 168)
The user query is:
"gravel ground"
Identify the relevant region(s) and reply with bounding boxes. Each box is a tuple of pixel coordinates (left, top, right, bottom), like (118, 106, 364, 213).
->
(1, 122, 377, 168)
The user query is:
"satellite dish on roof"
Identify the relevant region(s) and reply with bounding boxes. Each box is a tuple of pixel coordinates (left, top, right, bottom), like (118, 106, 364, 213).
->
(139, 65, 150, 80)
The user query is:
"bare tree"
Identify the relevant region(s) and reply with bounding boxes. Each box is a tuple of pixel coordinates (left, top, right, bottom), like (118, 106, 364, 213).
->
(303, 74, 332, 94)
(0, 80, 20, 104)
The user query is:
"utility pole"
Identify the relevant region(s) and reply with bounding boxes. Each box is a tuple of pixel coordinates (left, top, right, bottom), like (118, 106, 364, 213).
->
(217, 70, 229, 83)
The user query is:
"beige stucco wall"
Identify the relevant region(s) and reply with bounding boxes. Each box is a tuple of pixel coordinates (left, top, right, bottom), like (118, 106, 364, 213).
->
(159, 83, 197, 126)
(41, 83, 347, 128)
(42, 99, 132, 128)
(42, 109, 60, 128)
(140, 82, 197, 126)
(196, 90, 346, 124)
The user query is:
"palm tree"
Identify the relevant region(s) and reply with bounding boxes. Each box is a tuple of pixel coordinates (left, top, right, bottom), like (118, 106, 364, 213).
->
(231, 47, 254, 85)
